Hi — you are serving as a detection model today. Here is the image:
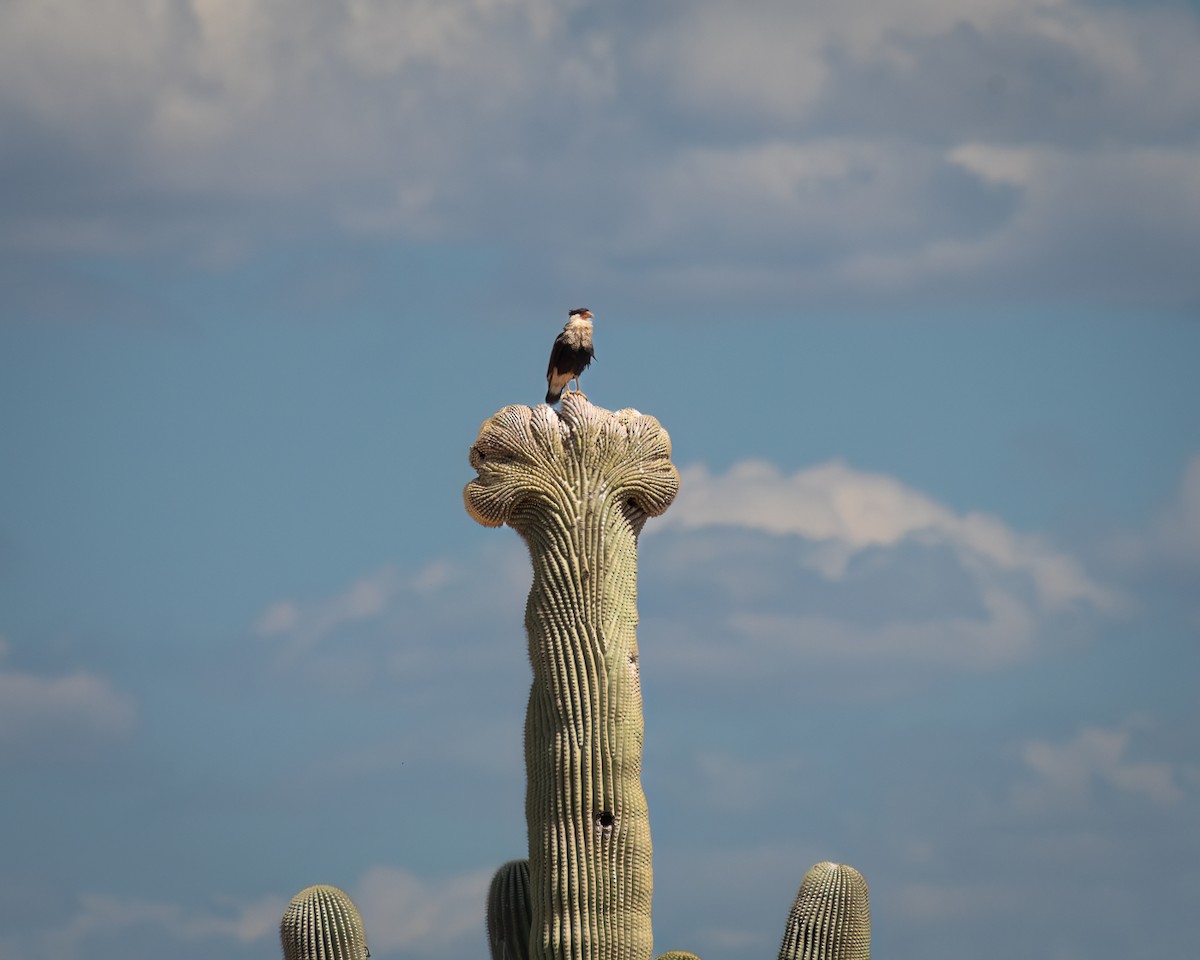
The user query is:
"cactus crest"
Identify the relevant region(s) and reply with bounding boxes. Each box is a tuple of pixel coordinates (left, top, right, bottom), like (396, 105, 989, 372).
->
(464, 394, 679, 532)
(280, 884, 370, 960)
(778, 862, 870, 960)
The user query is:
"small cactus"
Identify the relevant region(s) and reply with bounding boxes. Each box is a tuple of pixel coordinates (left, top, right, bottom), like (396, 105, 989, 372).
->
(655, 952, 703, 959)
(487, 859, 533, 960)
(778, 862, 870, 960)
(280, 884, 370, 960)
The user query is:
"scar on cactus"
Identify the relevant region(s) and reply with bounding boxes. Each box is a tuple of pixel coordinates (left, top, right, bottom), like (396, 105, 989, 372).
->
(280, 884, 370, 960)
(465, 394, 871, 960)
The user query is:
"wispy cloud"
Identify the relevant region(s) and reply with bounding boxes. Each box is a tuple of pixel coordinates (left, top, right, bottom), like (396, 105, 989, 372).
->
(4, 891, 286, 960)
(254, 564, 406, 649)
(1114, 452, 1200, 569)
(1101, 452, 1200, 624)
(1012, 720, 1186, 813)
(353, 865, 492, 954)
(5, 863, 491, 960)
(252, 547, 530, 693)
(0, 633, 136, 758)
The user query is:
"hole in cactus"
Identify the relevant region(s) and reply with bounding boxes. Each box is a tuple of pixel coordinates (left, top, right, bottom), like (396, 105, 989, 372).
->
(595, 811, 615, 830)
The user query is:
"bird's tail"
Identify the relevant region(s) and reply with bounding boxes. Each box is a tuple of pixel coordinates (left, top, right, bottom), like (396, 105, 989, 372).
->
(545, 388, 562, 404)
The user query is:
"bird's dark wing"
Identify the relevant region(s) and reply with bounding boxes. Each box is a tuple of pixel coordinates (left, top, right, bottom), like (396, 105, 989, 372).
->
(547, 333, 572, 378)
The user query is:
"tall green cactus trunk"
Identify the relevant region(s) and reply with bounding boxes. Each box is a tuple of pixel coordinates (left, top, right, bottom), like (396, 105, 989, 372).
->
(464, 393, 871, 960)
(466, 395, 680, 960)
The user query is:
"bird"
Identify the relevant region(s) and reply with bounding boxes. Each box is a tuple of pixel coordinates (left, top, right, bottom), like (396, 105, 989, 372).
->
(545, 307, 595, 404)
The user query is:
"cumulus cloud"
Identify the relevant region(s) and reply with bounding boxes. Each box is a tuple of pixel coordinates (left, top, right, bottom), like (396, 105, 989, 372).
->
(7, 891, 286, 960)
(353, 865, 491, 954)
(661, 459, 1113, 609)
(1012, 721, 1186, 813)
(641, 459, 1116, 670)
(0, 633, 136, 758)
(2, 0, 1197, 307)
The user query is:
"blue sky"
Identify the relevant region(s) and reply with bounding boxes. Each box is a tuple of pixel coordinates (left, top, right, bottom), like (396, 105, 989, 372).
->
(1, 2, 1198, 959)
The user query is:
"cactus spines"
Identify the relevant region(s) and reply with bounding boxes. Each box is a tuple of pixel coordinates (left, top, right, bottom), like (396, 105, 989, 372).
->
(466, 394, 679, 960)
(778, 862, 870, 960)
(280, 884, 369, 960)
(487, 859, 533, 960)
(654, 953, 703, 959)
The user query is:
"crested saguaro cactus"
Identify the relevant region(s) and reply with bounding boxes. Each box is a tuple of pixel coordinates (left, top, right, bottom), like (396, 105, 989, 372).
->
(465, 393, 870, 960)
(280, 884, 370, 960)
(466, 395, 680, 960)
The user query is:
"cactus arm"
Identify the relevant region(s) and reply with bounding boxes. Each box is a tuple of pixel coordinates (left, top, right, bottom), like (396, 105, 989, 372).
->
(488, 858, 534, 960)
(466, 395, 679, 960)
(778, 862, 871, 960)
(280, 884, 370, 960)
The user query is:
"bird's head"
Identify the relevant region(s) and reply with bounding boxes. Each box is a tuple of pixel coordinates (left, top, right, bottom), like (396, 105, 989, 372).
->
(569, 307, 593, 320)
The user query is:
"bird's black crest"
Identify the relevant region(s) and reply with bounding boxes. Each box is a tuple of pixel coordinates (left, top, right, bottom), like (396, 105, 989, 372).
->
(569, 307, 591, 317)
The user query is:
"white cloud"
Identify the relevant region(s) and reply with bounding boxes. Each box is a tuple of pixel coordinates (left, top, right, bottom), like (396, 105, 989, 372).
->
(252, 547, 531, 695)
(7, 863, 490, 960)
(2, 0, 1198, 306)
(1013, 722, 1186, 813)
(255, 552, 526, 649)
(660, 460, 1114, 611)
(0, 634, 136, 756)
(724, 584, 1038, 666)
(948, 143, 1038, 187)
(353, 865, 491, 953)
(254, 563, 406, 650)
(17, 891, 286, 960)
(641, 459, 1118, 671)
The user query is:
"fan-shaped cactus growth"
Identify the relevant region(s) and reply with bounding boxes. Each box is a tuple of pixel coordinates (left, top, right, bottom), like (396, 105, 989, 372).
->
(280, 884, 370, 960)
(778, 862, 871, 960)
